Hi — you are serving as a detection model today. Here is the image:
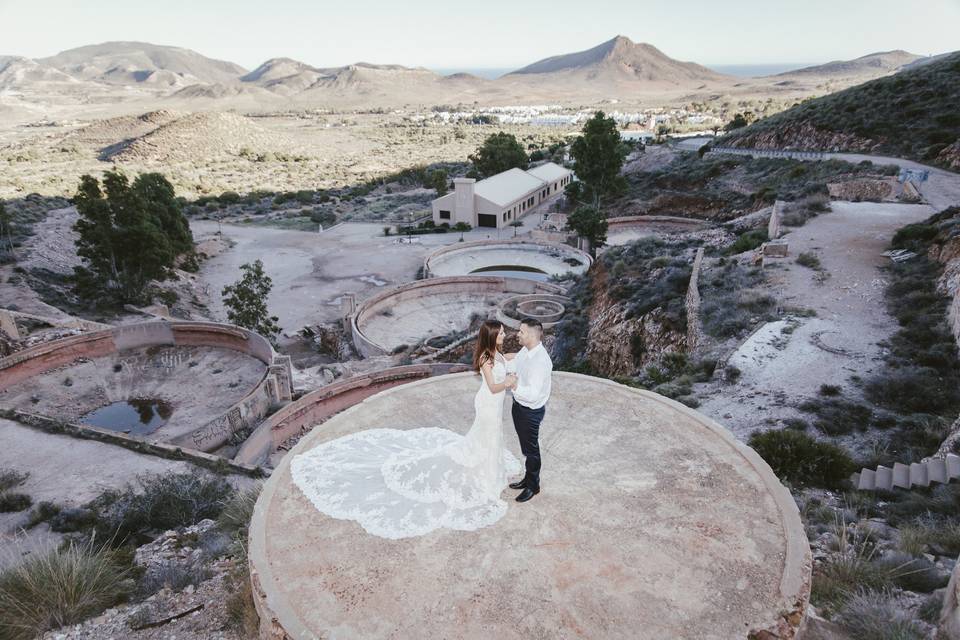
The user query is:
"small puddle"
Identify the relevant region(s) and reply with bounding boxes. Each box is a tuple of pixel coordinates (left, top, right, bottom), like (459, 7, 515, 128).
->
(81, 399, 173, 435)
(470, 265, 550, 282)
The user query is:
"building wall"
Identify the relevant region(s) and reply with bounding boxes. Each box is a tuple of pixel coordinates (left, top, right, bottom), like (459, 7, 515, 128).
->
(430, 170, 574, 230)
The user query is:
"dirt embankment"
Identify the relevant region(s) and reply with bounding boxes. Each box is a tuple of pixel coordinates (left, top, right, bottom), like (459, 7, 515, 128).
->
(582, 263, 686, 377)
(724, 121, 873, 154)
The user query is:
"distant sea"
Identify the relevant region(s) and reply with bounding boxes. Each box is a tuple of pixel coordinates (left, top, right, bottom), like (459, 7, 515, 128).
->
(705, 63, 813, 77)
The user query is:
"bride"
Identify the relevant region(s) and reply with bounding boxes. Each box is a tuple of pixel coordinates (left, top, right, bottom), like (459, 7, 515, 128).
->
(290, 319, 523, 539)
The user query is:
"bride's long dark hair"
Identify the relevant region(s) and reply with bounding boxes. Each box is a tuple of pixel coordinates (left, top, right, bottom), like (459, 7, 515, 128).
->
(472, 319, 503, 372)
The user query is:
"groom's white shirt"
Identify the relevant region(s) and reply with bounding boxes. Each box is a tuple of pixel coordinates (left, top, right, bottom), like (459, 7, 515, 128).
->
(507, 342, 552, 410)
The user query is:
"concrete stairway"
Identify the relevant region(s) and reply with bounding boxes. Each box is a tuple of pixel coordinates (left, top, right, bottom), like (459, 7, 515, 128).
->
(850, 454, 960, 491)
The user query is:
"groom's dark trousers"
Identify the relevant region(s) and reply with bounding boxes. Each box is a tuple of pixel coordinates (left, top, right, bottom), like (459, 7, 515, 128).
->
(512, 401, 546, 490)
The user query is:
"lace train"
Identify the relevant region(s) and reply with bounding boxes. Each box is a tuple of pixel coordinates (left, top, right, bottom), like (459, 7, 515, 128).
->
(291, 427, 522, 539)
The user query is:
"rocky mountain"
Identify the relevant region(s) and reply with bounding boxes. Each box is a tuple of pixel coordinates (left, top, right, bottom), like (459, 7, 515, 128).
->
(38, 41, 248, 87)
(503, 35, 732, 87)
(0, 56, 77, 90)
(772, 50, 921, 80)
(718, 51, 960, 170)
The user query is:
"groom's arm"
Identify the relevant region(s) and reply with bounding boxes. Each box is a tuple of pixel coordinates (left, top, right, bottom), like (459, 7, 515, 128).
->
(513, 356, 547, 405)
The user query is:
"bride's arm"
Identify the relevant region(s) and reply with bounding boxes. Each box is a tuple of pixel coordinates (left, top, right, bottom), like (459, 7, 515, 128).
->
(481, 361, 516, 394)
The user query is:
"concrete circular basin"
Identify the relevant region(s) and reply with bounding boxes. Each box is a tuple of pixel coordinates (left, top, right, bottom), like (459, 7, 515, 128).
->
(249, 372, 810, 639)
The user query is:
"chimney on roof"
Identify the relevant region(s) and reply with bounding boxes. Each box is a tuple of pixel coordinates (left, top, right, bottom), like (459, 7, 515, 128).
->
(454, 177, 476, 223)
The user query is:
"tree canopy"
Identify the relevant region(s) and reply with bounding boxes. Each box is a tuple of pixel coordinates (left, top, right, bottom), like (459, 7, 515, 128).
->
(72, 170, 193, 305)
(221, 259, 281, 342)
(469, 132, 528, 177)
(569, 111, 627, 208)
(566, 206, 608, 257)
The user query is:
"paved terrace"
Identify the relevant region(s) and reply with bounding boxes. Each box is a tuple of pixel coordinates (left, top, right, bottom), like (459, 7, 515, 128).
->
(250, 373, 810, 639)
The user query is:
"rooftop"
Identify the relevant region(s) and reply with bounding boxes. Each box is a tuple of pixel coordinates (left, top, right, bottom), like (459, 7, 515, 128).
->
(526, 161, 571, 183)
(473, 167, 545, 206)
(249, 372, 811, 639)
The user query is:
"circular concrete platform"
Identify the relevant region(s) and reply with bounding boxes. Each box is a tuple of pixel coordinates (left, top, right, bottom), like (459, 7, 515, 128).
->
(424, 239, 592, 279)
(249, 373, 810, 640)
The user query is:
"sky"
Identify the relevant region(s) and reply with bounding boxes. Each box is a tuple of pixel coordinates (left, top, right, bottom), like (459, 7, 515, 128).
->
(1, 0, 958, 71)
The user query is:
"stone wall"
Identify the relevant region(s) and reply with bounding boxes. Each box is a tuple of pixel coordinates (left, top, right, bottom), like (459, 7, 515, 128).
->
(768, 200, 783, 240)
(607, 215, 710, 234)
(2, 408, 265, 477)
(350, 276, 566, 357)
(0, 321, 292, 454)
(233, 363, 468, 466)
(684, 247, 705, 351)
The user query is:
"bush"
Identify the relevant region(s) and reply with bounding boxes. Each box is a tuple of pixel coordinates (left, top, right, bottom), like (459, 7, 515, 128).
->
(798, 397, 873, 436)
(0, 471, 27, 493)
(796, 252, 822, 270)
(88, 471, 233, 545)
(216, 485, 261, 539)
(819, 384, 842, 397)
(837, 590, 927, 640)
(0, 494, 31, 513)
(748, 429, 856, 489)
(0, 539, 133, 639)
(873, 552, 949, 593)
(865, 367, 960, 415)
(726, 229, 768, 255)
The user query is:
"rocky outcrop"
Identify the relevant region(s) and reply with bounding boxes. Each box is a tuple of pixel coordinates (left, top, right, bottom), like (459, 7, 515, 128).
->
(582, 265, 686, 377)
(937, 140, 960, 172)
(725, 121, 873, 154)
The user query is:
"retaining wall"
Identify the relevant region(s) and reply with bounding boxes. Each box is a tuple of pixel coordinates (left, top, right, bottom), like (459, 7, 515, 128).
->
(685, 247, 705, 351)
(607, 215, 710, 233)
(350, 276, 566, 358)
(0, 321, 293, 454)
(234, 363, 468, 466)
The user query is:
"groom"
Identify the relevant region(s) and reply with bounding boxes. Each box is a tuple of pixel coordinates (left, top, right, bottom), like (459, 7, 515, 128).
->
(506, 318, 553, 503)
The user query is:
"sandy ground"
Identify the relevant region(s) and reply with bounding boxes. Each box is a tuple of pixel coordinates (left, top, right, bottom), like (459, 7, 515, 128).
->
(696, 201, 934, 446)
(193, 216, 547, 336)
(0, 418, 254, 570)
(0, 345, 266, 442)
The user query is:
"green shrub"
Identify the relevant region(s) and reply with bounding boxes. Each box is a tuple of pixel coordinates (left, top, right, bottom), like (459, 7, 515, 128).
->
(0, 494, 31, 513)
(798, 397, 873, 436)
(796, 252, 822, 270)
(88, 471, 233, 545)
(837, 589, 927, 640)
(0, 471, 27, 493)
(748, 429, 856, 488)
(0, 539, 133, 639)
(726, 229, 768, 255)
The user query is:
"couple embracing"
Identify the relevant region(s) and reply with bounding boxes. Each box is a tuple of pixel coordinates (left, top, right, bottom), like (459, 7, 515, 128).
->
(291, 318, 553, 540)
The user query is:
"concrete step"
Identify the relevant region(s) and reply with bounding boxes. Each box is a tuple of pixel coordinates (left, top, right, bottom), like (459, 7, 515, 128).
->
(849, 454, 960, 492)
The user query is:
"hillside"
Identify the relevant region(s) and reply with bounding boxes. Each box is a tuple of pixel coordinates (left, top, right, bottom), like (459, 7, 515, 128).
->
(718, 51, 960, 170)
(102, 111, 297, 163)
(502, 35, 731, 88)
(38, 41, 248, 87)
(772, 50, 920, 80)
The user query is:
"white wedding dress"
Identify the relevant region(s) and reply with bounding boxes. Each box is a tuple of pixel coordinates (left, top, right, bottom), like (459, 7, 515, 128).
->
(290, 354, 522, 539)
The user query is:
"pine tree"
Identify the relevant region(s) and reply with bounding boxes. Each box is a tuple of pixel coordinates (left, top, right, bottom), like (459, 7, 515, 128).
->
(221, 260, 281, 342)
(72, 170, 187, 304)
(569, 111, 627, 208)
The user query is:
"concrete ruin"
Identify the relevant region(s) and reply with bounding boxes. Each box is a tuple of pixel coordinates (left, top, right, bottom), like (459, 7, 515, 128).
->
(0, 321, 293, 455)
(423, 238, 592, 279)
(350, 276, 566, 357)
(249, 373, 812, 639)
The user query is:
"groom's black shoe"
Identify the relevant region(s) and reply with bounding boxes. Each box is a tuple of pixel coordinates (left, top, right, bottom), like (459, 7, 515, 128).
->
(509, 478, 528, 490)
(515, 486, 539, 502)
